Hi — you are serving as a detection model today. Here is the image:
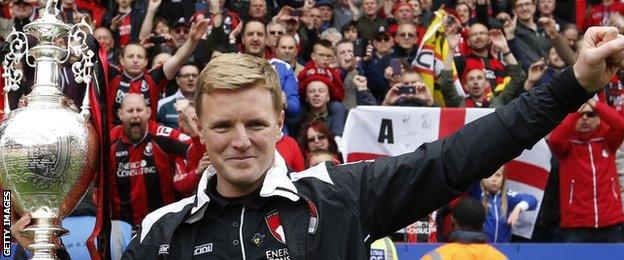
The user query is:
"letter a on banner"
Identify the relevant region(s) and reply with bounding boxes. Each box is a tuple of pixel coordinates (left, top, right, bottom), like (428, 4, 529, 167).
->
(378, 119, 394, 144)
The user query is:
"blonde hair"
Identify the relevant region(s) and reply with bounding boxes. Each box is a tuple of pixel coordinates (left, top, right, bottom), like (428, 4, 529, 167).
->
(481, 167, 508, 218)
(195, 53, 283, 116)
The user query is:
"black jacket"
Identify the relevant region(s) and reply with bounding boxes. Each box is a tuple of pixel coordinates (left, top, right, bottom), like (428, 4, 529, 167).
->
(121, 69, 592, 259)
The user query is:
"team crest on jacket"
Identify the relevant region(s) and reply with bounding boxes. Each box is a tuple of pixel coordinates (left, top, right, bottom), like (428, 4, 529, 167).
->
(144, 142, 153, 156)
(265, 210, 286, 244)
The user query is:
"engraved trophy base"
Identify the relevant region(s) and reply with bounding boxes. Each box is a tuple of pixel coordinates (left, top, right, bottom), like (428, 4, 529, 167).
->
(22, 218, 68, 260)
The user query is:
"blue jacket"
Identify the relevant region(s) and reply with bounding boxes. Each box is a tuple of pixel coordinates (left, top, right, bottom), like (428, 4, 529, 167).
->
(271, 59, 300, 118)
(474, 188, 538, 243)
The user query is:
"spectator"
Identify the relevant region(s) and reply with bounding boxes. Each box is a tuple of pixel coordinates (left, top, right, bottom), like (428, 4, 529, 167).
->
(247, 0, 269, 22)
(334, 39, 358, 109)
(421, 197, 507, 260)
(512, 0, 551, 65)
(93, 27, 118, 66)
(473, 166, 538, 243)
(320, 27, 343, 46)
(306, 149, 340, 168)
(536, 0, 566, 27)
(298, 39, 346, 102)
(381, 71, 435, 107)
(170, 18, 193, 50)
(296, 121, 342, 163)
(340, 20, 359, 41)
(3, 0, 34, 35)
(107, 19, 209, 128)
(103, 0, 144, 48)
(157, 64, 199, 128)
(316, 0, 334, 32)
(109, 94, 204, 227)
(355, 0, 388, 41)
(290, 70, 348, 137)
(266, 21, 287, 51)
(549, 99, 624, 242)
(276, 34, 305, 75)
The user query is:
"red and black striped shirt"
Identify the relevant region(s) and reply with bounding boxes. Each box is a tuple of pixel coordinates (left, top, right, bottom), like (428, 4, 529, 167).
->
(109, 121, 204, 226)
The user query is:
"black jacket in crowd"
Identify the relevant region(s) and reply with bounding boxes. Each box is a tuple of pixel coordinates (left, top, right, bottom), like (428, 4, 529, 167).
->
(120, 68, 592, 259)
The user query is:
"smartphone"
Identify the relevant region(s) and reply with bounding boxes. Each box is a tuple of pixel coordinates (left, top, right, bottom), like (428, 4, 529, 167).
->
(353, 39, 368, 57)
(150, 35, 166, 44)
(399, 85, 416, 95)
(390, 58, 402, 76)
(291, 9, 303, 17)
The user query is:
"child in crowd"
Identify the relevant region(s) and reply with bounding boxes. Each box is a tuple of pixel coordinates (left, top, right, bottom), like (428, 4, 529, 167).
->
(472, 166, 537, 243)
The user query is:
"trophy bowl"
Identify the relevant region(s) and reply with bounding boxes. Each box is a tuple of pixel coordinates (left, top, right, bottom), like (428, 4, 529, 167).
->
(0, 99, 98, 258)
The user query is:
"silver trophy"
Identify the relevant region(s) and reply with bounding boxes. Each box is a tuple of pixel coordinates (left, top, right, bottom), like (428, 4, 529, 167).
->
(0, 0, 99, 259)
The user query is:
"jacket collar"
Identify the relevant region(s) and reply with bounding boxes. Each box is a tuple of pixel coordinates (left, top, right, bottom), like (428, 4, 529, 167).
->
(187, 151, 299, 223)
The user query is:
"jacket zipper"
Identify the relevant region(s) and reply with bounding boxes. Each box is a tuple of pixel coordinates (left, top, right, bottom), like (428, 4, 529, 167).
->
(612, 177, 619, 200)
(588, 144, 599, 228)
(493, 195, 499, 243)
(569, 180, 575, 204)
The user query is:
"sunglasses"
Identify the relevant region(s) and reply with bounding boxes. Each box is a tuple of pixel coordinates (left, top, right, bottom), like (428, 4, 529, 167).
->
(397, 32, 416, 39)
(174, 28, 190, 34)
(269, 31, 285, 36)
(307, 135, 327, 143)
(375, 36, 391, 42)
(579, 111, 597, 118)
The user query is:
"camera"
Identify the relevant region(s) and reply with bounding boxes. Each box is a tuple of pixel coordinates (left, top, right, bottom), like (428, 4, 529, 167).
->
(398, 85, 416, 95)
(150, 35, 166, 44)
(353, 39, 368, 57)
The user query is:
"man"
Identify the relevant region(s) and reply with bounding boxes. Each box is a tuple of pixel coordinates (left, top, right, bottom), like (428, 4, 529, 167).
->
(104, 0, 142, 47)
(276, 35, 305, 75)
(93, 27, 117, 65)
(171, 18, 192, 50)
(549, 99, 624, 242)
(316, 0, 334, 32)
(334, 39, 358, 109)
(157, 64, 199, 128)
(247, 0, 268, 21)
(241, 20, 300, 120)
(107, 19, 209, 128)
(266, 21, 286, 51)
(110, 94, 204, 227)
(421, 198, 507, 260)
(12, 27, 624, 258)
(512, 0, 551, 64)
(356, 0, 388, 40)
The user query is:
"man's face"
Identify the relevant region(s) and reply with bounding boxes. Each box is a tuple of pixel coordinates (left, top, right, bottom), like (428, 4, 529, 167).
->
(118, 95, 151, 143)
(373, 34, 394, 55)
(363, 0, 378, 16)
(575, 103, 601, 133)
(310, 8, 322, 29)
(94, 28, 114, 52)
(311, 45, 335, 68)
(537, 0, 555, 16)
(155, 21, 171, 35)
(249, 0, 267, 18)
(116, 0, 132, 9)
(468, 23, 490, 52)
(336, 42, 355, 70)
(395, 6, 414, 23)
(243, 21, 267, 57)
(306, 81, 331, 110)
(420, 0, 433, 10)
(465, 69, 487, 97)
(319, 6, 333, 22)
(563, 27, 579, 49)
(456, 4, 471, 24)
(120, 45, 148, 77)
(400, 72, 422, 86)
(176, 65, 199, 95)
(172, 25, 190, 48)
(198, 84, 283, 196)
(266, 23, 286, 48)
(276, 36, 297, 62)
(514, 0, 536, 23)
(395, 24, 417, 50)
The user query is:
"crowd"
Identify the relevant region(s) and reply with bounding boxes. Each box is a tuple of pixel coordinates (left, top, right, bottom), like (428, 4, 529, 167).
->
(2, 0, 624, 256)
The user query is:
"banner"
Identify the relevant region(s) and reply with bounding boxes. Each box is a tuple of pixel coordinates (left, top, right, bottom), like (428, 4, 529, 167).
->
(342, 106, 551, 239)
